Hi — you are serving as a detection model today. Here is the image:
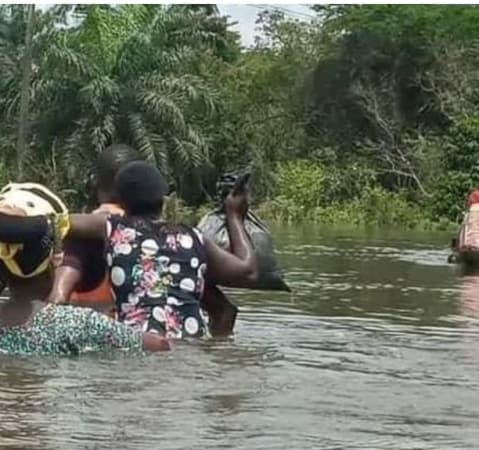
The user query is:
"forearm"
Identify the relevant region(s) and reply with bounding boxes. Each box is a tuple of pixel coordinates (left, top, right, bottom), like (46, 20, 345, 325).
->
(0, 213, 49, 242)
(0, 213, 107, 242)
(47, 266, 82, 304)
(142, 333, 170, 352)
(204, 216, 259, 285)
(226, 212, 258, 274)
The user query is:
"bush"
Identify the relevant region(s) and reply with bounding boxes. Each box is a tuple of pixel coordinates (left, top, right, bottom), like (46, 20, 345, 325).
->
(321, 163, 376, 204)
(274, 160, 376, 209)
(256, 195, 307, 223)
(428, 171, 475, 222)
(428, 116, 479, 221)
(163, 194, 212, 226)
(357, 187, 422, 228)
(275, 160, 326, 210)
(260, 164, 437, 229)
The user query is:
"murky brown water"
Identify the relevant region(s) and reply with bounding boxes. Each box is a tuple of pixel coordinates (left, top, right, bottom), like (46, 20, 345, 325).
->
(2, 225, 479, 450)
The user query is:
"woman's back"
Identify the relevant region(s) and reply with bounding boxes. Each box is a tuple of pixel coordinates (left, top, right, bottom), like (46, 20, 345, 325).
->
(106, 215, 207, 338)
(0, 304, 143, 356)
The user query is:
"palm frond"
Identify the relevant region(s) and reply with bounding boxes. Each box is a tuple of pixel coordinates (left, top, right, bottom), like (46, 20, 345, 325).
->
(41, 32, 93, 78)
(90, 113, 116, 153)
(79, 76, 120, 114)
(127, 112, 156, 163)
(136, 89, 187, 134)
(170, 127, 208, 169)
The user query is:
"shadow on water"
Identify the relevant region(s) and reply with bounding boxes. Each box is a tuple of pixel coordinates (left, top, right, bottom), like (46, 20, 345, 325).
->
(3, 225, 479, 449)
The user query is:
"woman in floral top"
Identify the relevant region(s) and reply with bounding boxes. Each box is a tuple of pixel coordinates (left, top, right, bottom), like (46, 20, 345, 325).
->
(52, 161, 257, 339)
(106, 215, 208, 337)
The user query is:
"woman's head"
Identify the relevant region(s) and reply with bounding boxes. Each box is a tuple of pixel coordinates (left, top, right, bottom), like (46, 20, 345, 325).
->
(0, 183, 68, 281)
(95, 144, 142, 204)
(114, 161, 168, 216)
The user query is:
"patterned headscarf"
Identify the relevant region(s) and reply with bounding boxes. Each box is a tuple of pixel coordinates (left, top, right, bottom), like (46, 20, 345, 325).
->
(0, 183, 70, 277)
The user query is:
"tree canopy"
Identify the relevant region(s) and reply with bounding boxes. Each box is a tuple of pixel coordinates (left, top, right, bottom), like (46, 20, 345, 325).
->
(2, 4, 479, 226)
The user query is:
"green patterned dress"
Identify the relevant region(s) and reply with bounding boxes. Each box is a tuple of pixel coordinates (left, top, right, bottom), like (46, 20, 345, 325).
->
(0, 304, 143, 356)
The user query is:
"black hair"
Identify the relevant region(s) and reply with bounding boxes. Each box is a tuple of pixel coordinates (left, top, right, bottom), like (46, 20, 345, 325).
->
(95, 144, 142, 202)
(114, 161, 168, 216)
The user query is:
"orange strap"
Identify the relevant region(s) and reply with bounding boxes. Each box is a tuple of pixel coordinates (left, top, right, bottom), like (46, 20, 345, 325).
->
(70, 274, 114, 305)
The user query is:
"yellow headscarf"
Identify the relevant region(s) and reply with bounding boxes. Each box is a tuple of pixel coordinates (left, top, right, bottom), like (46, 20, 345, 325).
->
(0, 183, 70, 278)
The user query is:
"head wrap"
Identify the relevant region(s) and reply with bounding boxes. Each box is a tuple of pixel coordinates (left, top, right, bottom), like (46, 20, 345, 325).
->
(0, 183, 69, 278)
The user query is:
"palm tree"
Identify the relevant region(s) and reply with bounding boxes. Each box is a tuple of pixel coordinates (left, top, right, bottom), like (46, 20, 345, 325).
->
(16, 4, 34, 180)
(55, 6, 232, 195)
(0, 5, 239, 204)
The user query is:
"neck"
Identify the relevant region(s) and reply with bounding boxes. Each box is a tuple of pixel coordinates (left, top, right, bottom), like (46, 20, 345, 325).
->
(127, 212, 162, 222)
(97, 190, 115, 205)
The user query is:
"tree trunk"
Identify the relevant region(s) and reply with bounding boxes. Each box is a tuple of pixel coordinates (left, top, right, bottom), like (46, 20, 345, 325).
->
(16, 4, 35, 181)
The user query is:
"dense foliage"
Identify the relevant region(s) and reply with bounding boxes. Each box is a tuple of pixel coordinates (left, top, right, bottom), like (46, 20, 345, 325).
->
(2, 4, 479, 228)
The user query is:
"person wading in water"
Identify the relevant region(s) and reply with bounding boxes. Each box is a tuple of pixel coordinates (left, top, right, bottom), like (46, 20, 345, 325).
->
(49, 144, 240, 334)
(0, 183, 169, 355)
(4, 162, 257, 339)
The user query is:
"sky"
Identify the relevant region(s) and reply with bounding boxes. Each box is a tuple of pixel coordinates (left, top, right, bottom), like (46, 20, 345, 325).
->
(219, 4, 314, 47)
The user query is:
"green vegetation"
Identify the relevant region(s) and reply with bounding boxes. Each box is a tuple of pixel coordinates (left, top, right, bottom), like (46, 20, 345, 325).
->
(2, 5, 479, 229)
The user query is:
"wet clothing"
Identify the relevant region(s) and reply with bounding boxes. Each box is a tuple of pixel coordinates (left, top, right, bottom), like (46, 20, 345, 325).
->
(0, 304, 143, 356)
(106, 215, 207, 338)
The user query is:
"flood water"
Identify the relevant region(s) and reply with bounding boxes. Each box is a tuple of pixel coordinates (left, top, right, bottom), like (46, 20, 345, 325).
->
(2, 225, 479, 450)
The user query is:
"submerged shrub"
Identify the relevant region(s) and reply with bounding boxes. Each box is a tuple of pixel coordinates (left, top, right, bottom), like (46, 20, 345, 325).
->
(259, 182, 436, 229)
(276, 160, 326, 210)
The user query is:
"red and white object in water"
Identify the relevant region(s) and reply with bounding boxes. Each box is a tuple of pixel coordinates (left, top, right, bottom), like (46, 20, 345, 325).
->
(459, 204, 479, 250)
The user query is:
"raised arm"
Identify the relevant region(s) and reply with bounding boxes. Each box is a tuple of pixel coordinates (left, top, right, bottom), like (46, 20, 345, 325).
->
(67, 213, 108, 240)
(204, 190, 258, 286)
(0, 213, 49, 243)
(0, 211, 107, 243)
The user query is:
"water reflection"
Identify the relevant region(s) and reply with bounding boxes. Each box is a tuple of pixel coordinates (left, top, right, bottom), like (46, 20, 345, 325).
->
(0, 358, 51, 449)
(458, 273, 479, 320)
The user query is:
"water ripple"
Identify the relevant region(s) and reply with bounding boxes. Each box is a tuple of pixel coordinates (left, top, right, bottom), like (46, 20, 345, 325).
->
(2, 229, 479, 449)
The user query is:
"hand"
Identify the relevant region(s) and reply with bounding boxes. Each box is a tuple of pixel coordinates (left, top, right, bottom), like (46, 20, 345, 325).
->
(46, 295, 69, 305)
(142, 332, 171, 352)
(224, 189, 248, 219)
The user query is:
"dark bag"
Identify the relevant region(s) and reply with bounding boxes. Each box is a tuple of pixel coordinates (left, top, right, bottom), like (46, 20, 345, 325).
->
(197, 172, 290, 292)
